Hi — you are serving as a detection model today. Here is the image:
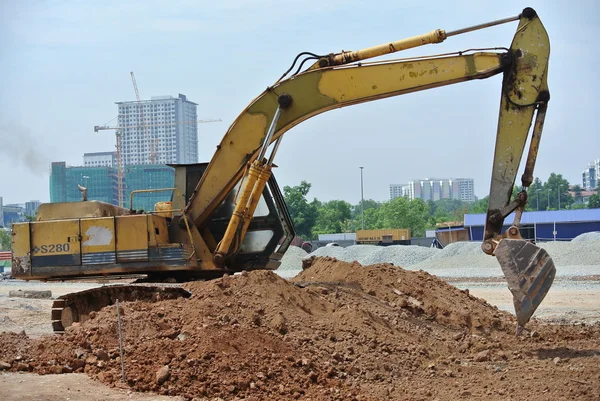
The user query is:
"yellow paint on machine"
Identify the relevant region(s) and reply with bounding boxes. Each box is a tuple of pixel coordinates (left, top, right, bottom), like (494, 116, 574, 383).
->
(115, 215, 148, 262)
(11, 223, 30, 260)
(147, 214, 170, 246)
(30, 219, 81, 261)
(81, 217, 115, 255)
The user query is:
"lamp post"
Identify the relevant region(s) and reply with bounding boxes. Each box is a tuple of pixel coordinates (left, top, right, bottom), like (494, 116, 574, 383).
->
(536, 188, 541, 211)
(360, 167, 364, 230)
(558, 184, 562, 210)
(547, 189, 550, 210)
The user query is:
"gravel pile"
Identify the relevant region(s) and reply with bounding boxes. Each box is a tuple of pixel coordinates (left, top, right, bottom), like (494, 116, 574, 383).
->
(275, 245, 308, 271)
(427, 241, 483, 260)
(572, 231, 600, 242)
(410, 240, 600, 276)
(285, 238, 600, 279)
(304, 244, 437, 268)
(541, 241, 600, 266)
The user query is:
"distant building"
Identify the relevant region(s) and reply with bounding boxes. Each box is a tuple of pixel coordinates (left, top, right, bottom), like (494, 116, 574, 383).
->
(116, 93, 198, 166)
(2, 204, 25, 226)
(124, 164, 175, 211)
(50, 161, 119, 205)
(389, 184, 409, 200)
(464, 209, 600, 242)
(25, 200, 41, 218)
(49, 161, 174, 211)
(84, 151, 117, 168)
(582, 159, 599, 191)
(404, 178, 476, 202)
(0, 198, 41, 226)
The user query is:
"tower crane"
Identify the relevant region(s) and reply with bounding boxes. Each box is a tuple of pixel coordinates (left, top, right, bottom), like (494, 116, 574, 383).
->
(130, 72, 153, 164)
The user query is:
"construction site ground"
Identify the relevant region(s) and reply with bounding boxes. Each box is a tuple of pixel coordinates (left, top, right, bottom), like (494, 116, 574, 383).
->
(1, 256, 599, 400)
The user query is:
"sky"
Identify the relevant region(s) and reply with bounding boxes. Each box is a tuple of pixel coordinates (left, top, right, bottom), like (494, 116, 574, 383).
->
(1, 0, 598, 206)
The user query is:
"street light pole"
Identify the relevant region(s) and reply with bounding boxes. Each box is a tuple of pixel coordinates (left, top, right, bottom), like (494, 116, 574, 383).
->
(547, 190, 550, 210)
(360, 167, 364, 230)
(558, 185, 562, 210)
(536, 188, 540, 211)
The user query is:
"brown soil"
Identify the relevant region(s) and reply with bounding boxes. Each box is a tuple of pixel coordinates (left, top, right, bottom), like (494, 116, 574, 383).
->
(1, 256, 599, 400)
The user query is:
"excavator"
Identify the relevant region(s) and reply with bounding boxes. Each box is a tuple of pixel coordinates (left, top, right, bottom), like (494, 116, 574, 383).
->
(11, 7, 554, 336)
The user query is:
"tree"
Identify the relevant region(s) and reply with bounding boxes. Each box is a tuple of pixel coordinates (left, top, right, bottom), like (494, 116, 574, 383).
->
(351, 199, 381, 229)
(0, 230, 10, 251)
(283, 181, 319, 240)
(469, 196, 488, 214)
(545, 173, 572, 210)
(378, 197, 430, 237)
(526, 177, 544, 211)
(589, 194, 600, 209)
(313, 200, 352, 235)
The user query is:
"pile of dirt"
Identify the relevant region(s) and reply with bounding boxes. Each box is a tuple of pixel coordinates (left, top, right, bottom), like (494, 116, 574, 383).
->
(1, 257, 599, 401)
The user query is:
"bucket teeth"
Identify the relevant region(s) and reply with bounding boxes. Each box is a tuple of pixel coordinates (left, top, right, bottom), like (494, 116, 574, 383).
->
(495, 239, 556, 334)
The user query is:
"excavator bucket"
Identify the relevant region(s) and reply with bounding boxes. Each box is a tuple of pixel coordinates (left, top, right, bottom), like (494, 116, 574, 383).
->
(495, 239, 556, 334)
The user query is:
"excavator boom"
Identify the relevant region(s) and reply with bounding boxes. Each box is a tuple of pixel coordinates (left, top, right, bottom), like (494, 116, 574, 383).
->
(183, 7, 553, 332)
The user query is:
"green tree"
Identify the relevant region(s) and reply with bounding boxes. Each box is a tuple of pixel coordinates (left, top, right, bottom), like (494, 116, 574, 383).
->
(351, 199, 381, 229)
(378, 197, 430, 237)
(545, 173, 572, 210)
(0, 230, 10, 251)
(283, 181, 319, 240)
(313, 200, 352, 235)
(589, 194, 600, 209)
(469, 196, 488, 214)
(526, 177, 544, 211)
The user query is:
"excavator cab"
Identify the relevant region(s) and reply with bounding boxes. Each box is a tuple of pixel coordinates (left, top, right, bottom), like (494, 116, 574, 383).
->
(169, 163, 295, 272)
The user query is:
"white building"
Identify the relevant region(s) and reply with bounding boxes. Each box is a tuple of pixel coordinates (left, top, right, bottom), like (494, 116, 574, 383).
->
(389, 184, 409, 200)
(25, 201, 41, 218)
(582, 159, 599, 191)
(402, 177, 476, 203)
(455, 178, 476, 202)
(84, 152, 116, 168)
(116, 93, 198, 166)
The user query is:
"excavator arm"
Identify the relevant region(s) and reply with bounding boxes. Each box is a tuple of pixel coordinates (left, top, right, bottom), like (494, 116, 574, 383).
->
(179, 8, 553, 332)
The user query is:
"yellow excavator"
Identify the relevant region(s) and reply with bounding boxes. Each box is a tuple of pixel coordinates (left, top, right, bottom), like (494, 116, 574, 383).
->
(11, 7, 554, 336)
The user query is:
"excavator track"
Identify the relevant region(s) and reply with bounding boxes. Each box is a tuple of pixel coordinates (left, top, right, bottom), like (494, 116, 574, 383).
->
(50, 284, 191, 334)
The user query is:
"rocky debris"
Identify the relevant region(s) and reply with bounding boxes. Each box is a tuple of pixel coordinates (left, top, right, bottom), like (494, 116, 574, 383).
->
(0, 271, 13, 281)
(0, 256, 599, 401)
(8, 290, 52, 299)
(155, 365, 170, 384)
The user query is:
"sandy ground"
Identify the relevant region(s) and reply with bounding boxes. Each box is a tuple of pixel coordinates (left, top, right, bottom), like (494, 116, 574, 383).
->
(1, 267, 598, 401)
(0, 372, 183, 400)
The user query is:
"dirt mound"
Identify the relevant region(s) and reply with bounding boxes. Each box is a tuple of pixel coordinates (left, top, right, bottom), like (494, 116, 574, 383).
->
(1, 257, 599, 401)
(296, 257, 513, 333)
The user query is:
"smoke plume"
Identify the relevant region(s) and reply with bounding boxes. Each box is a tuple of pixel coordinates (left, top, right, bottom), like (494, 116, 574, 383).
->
(0, 123, 51, 176)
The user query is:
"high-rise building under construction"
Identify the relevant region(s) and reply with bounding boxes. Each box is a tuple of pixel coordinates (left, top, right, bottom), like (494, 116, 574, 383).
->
(116, 93, 198, 165)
